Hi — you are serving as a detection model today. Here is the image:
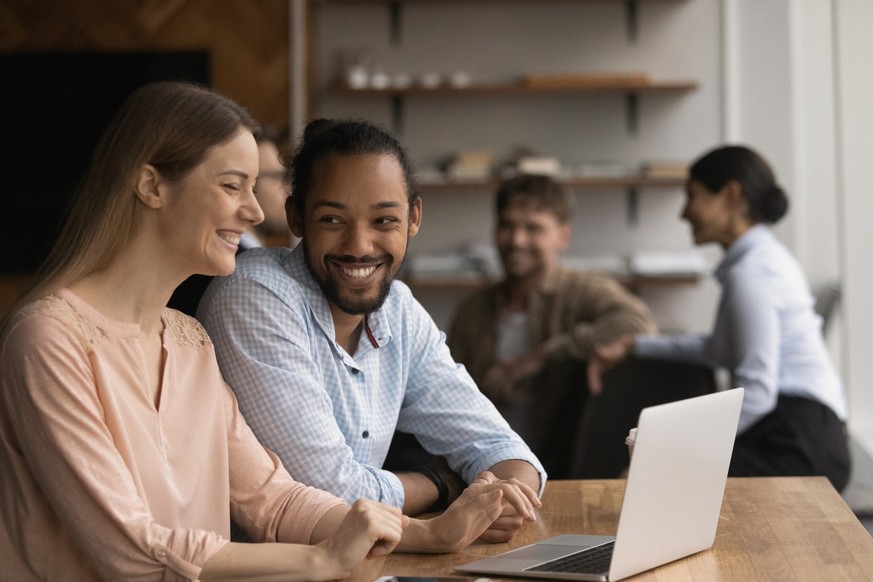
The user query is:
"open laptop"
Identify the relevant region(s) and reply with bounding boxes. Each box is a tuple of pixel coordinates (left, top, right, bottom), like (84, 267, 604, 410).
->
(457, 387, 744, 581)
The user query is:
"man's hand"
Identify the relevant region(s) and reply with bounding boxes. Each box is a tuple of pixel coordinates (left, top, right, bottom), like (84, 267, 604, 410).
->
(481, 347, 548, 406)
(480, 363, 515, 405)
(470, 470, 542, 543)
(587, 335, 636, 395)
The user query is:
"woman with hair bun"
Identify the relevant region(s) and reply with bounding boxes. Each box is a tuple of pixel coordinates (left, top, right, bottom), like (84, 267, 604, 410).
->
(592, 145, 851, 491)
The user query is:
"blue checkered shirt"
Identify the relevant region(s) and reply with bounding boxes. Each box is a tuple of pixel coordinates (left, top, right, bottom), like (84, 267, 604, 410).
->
(198, 245, 545, 508)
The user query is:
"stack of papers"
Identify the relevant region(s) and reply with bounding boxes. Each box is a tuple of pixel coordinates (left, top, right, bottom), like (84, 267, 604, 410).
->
(574, 161, 629, 179)
(562, 255, 629, 275)
(406, 244, 501, 280)
(629, 250, 709, 277)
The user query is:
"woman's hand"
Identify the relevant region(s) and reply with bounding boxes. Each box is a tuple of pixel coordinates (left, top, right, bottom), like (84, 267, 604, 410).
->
(400, 486, 505, 553)
(202, 500, 409, 581)
(315, 499, 409, 577)
(587, 335, 636, 395)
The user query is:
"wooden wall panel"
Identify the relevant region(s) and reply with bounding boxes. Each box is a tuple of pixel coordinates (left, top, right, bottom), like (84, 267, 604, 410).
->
(0, 0, 290, 128)
(0, 0, 290, 318)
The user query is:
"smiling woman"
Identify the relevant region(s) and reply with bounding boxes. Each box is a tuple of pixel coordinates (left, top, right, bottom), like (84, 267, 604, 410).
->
(591, 145, 851, 493)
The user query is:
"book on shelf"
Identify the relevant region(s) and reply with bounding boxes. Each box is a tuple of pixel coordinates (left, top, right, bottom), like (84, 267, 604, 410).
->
(446, 150, 493, 182)
(516, 155, 561, 176)
(640, 160, 689, 180)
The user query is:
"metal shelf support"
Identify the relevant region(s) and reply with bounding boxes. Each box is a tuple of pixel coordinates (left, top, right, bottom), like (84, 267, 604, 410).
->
(391, 93, 405, 135)
(626, 92, 639, 135)
(388, 1, 402, 45)
(626, 0, 639, 42)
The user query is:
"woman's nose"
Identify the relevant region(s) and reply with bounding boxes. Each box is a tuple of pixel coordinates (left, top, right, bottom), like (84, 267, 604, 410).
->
(244, 189, 266, 226)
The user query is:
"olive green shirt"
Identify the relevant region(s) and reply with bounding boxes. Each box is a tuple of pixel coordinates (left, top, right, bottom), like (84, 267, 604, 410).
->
(447, 268, 657, 477)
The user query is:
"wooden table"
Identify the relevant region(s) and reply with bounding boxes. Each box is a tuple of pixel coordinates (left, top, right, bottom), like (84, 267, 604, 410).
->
(346, 477, 873, 581)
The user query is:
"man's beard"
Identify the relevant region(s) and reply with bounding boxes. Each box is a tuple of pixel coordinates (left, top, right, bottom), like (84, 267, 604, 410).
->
(500, 248, 547, 282)
(302, 239, 397, 315)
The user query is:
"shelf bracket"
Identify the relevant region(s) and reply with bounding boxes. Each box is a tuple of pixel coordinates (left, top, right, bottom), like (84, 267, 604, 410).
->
(625, 0, 639, 43)
(391, 93, 405, 135)
(626, 92, 639, 136)
(626, 185, 639, 226)
(388, 1, 402, 46)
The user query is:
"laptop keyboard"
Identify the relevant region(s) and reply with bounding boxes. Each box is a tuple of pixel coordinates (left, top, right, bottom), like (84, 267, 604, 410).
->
(526, 541, 615, 574)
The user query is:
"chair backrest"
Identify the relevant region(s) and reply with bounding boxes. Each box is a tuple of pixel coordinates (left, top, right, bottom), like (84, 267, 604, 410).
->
(571, 356, 717, 478)
(812, 281, 841, 335)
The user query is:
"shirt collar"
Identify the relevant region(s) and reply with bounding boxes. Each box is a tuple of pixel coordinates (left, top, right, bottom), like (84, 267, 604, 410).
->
(714, 223, 772, 283)
(240, 230, 263, 250)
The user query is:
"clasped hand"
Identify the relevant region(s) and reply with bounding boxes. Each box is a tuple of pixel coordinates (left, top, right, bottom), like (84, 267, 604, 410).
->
(408, 469, 541, 552)
(468, 470, 541, 543)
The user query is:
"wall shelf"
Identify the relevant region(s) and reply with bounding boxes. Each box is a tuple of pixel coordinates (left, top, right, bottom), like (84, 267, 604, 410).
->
(332, 80, 697, 136)
(416, 176, 685, 192)
(415, 176, 686, 225)
(332, 80, 698, 96)
(322, 0, 684, 43)
(404, 272, 701, 294)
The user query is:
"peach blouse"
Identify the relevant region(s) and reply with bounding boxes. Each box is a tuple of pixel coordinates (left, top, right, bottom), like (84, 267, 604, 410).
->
(0, 289, 345, 581)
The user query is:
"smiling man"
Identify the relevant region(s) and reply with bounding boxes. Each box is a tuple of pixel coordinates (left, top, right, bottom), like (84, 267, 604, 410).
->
(197, 119, 545, 545)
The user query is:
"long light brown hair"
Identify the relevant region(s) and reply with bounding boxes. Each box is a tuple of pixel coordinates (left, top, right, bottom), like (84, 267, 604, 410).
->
(5, 81, 259, 323)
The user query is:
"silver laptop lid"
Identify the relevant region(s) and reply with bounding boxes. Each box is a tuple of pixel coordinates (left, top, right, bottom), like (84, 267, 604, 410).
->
(608, 387, 743, 580)
(455, 388, 744, 581)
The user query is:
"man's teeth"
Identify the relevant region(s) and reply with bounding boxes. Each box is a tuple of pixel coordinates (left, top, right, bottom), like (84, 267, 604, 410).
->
(219, 232, 240, 245)
(343, 265, 376, 278)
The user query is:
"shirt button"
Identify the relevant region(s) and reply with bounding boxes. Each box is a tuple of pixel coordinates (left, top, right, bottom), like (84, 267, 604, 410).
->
(351, 368, 360, 375)
(362, 430, 370, 439)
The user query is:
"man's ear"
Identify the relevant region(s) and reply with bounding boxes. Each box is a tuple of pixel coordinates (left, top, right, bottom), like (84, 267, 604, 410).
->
(557, 223, 571, 252)
(408, 198, 422, 238)
(134, 164, 164, 209)
(286, 197, 304, 237)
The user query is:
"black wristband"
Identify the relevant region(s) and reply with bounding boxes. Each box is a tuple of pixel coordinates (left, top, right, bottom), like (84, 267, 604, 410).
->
(413, 464, 449, 512)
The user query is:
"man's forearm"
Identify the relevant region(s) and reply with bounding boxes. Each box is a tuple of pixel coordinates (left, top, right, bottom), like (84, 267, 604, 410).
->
(397, 471, 440, 515)
(398, 459, 466, 515)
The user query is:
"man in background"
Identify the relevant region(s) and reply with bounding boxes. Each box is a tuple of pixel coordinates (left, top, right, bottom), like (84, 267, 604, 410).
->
(244, 123, 294, 248)
(447, 174, 657, 478)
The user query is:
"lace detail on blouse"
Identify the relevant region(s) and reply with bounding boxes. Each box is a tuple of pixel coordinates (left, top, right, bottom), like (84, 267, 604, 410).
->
(163, 309, 212, 350)
(14, 295, 109, 349)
